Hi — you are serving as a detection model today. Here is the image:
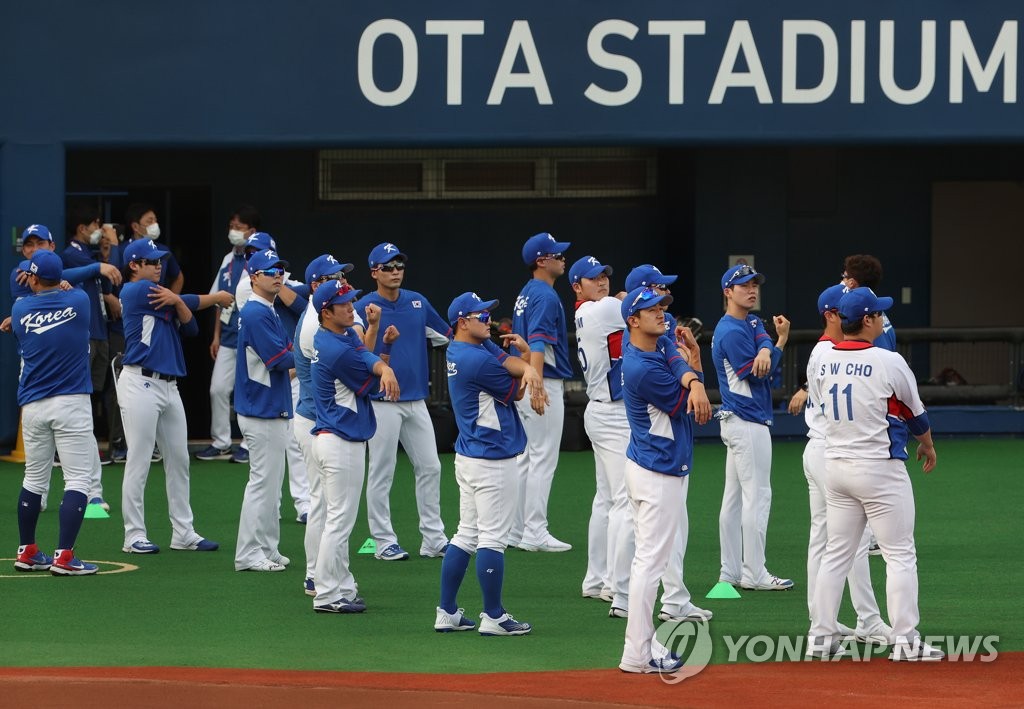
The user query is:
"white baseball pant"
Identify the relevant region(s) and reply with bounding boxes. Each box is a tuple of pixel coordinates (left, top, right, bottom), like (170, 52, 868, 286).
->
(208, 344, 236, 451)
(365, 399, 447, 553)
(621, 460, 688, 670)
(312, 433, 364, 604)
(21, 395, 93, 497)
(718, 414, 774, 587)
(811, 458, 922, 646)
(294, 413, 325, 581)
(118, 368, 202, 548)
(450, 454, 518, 554)
(803, 439, 884, 630)
(286, 377, 310, 518)
(511, 377, 565, 546)
(235, 415, 289, 570)
(582, 401, 632, 605)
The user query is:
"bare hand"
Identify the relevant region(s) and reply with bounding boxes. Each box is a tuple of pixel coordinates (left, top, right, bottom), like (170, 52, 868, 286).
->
(0, 316, 11, 333)
(365, 303, 381, 326)
(106, 297, 122, 320)
(917, 443, 937, 473)
(210, 338, 220, 360)
(501, 333, 529, 356)
(677, 326, 701, 370)
(15, 270, 29, 286)
(752, 348, 773, 377)
(214, 291, 234, 309)
(523, 369, 548, 415)
(147, 285, 182, 309)
(788, 388, 808, 416)
(59, 280, 73, 292)
(99, 262, 123, 286)
(379, 366, 400, 401)
(686, 382, 713, 425)
(101, 224, 119, 248)
(773, 314, 791, 340)
(382, 324, 399, 345)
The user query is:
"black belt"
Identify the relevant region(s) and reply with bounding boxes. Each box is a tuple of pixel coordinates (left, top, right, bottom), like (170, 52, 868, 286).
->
(140, 367, 176, 382)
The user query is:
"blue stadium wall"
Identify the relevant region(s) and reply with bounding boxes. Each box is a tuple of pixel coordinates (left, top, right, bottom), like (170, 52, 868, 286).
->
(1, 2, 1022, 442)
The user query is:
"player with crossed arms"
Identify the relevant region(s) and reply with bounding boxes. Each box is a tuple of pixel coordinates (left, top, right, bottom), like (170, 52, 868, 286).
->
(807, 287, 942, 661)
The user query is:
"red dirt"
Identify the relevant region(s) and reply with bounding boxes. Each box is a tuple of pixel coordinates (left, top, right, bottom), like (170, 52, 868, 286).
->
(1, 653, 1019, 709)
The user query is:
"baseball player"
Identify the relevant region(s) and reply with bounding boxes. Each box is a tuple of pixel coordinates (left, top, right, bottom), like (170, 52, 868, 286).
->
(712, 264, 793, 591)
(799, 284, 893, 645)
(234, 248, 297, 571)
(510, 232, 574, 552)
(435, 292, 544, 636)
(353, 242, 451, 561)
(842, 255, 896, 351)
(807, 287, 942, 661)
(197, 205, 260, 462)
(309, 281, 399, 612)
(11, 250, 99, 575)
(118, 238, 226, 554)
(233, 231, 311, 520)
(618, 286, 712, 673)
(124, 203, 184, 293)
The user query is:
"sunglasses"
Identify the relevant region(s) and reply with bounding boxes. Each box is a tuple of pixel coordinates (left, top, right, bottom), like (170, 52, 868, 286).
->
(135, 258, 163, 267)
(255, 268, 285, 278)
(542, 253, 565, 262)
(464, 311, 491, 324)
(628, 286, 659, 314)
(314, 273, 345, 284)
(725, 264, 757, 288)
(377, 262, 406, 273)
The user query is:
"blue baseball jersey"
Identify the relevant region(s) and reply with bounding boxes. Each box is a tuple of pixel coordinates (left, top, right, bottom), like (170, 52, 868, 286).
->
(712, 313, 781, 426)
(874, 314, 897, 351)
(9, 262, 101, 300)
(235, 295, 295, 419)
(353, 289, 451, 401)
(512, 278, 573, 379)
(621, 340, 699, 476)
(61, 241, 113, 340)
(11, 288, 92, 406)
(212, 251, 247, 349)
(293, 306, 317, 422)
(447, 339, 527, 460)
(120, 280, 201, 377)
(311, 326, 381, 441)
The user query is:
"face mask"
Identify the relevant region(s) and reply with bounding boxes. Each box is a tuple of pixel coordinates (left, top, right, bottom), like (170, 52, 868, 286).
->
(228, 229, 247, 246)
(89, 229, 103, 245)
(145, 223, 161, 240)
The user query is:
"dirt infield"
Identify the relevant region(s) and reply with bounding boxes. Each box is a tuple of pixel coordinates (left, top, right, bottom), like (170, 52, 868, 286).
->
(1, 653, 1019, 709)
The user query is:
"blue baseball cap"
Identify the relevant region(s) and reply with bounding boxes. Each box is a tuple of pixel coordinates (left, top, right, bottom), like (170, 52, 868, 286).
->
(838, 287, 893, 321)
(568, 256, 613, 285)
(247, 249, 289, 275)
(817, 284, 848, 315)
(621, 286, 674, 321)
(312, 280, 361, 313)
(448, 292, 499, 324)
(21, 224, 53, 243)
(368, 242, 407, 269)
(245, 232, 277, 254)
(21, 250, 63, 281)
(305, 254, 354, 284)
(521, 232, 570, 265)
(625, 264, 677, 292)
(123, 238, 169, 263)
(721, 264, 766, 289)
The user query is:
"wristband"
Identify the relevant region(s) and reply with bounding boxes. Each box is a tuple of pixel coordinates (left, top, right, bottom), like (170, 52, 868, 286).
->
(380, 342, 392, 356)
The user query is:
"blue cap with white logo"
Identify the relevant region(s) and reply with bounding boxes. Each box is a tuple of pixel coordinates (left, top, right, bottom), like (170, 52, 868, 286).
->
(625, 264, 677, 292)
(448, 292, 499, 325)
(245, 232, 277, 254)
(22, 250, 64, 281)
(621, 286, 674, 321)
(305, 254, 354, 284)
(837, 287, 893, 321)
(521, 232, 570, 265)
(817, 284, 848, 315)
(247, 249, 289, 275)
(123, 238, 169, 263)
(312, 280, 361, 313)
(721, 264, 765, 289)
(368, 242, 408, 269)
(21, 224, 54, 243)
(568, 256, 613, 285)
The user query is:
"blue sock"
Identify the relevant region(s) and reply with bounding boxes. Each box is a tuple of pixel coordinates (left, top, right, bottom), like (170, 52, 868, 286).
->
(17, 488, 42, 546)
(57, 491, 88, 551)
(476, 548, 505, 619)
(439, 544, 471, 614)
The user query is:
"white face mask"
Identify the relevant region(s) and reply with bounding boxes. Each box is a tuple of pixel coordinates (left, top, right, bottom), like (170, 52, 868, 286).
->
(144, 223, 161, 240)
(228, 229, 247, 246)
(89, 228, 103, 245)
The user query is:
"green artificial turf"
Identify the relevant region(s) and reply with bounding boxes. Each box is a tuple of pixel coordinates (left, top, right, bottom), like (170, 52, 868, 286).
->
(0, 438, 1021, 672)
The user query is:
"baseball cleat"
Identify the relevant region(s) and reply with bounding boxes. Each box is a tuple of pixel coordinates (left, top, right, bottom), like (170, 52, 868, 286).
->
(303, 578, 316, 596)
(582, 588, 614, 603)
(420, 543, 449, 558)
(88, 497, 111, 512)
(619, 655, 685, 674)
(805, 639, 847, 660)
(658, 605, 713, 622)
(243, 558, 286, 572)
(374, 543, 409, 561)
(435, 607, 476, 632)
(50, 549, 98, 576)
(517, 535, 572, 552)
(608, 606, 628, 619)
(195, 445, 232, 461)
(170, 538, 219, 552)
(890, 639, 944, 662)
(314, 597, 365, 614)
(740, 574, 794, 591)
(230, 447, 249, 464)
(123, 539, 160, 554)
(14, 544, 53, 572)
(855, 623, 894, 646)
(478, 611, 532, 636)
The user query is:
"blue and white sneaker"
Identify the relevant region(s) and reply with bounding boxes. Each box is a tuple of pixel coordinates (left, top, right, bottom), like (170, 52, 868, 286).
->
(230, 447, 249, 464)
(314, 597, 365, 614)
(50, 549, 98, 576)
(303, 578, 316, 597)
(296, 512, 308, 525)
(478, 610, 532, 636)
(619, 655, 685, 673)
(374, 543, 409, 561)
(435, 607, 476, 632)
(151, 445, 163, 463)
(14, 544, 53, 572)
(170, 538, 219, 551)
(123, 539, 160, 554)
(195, 445, 232, 461)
